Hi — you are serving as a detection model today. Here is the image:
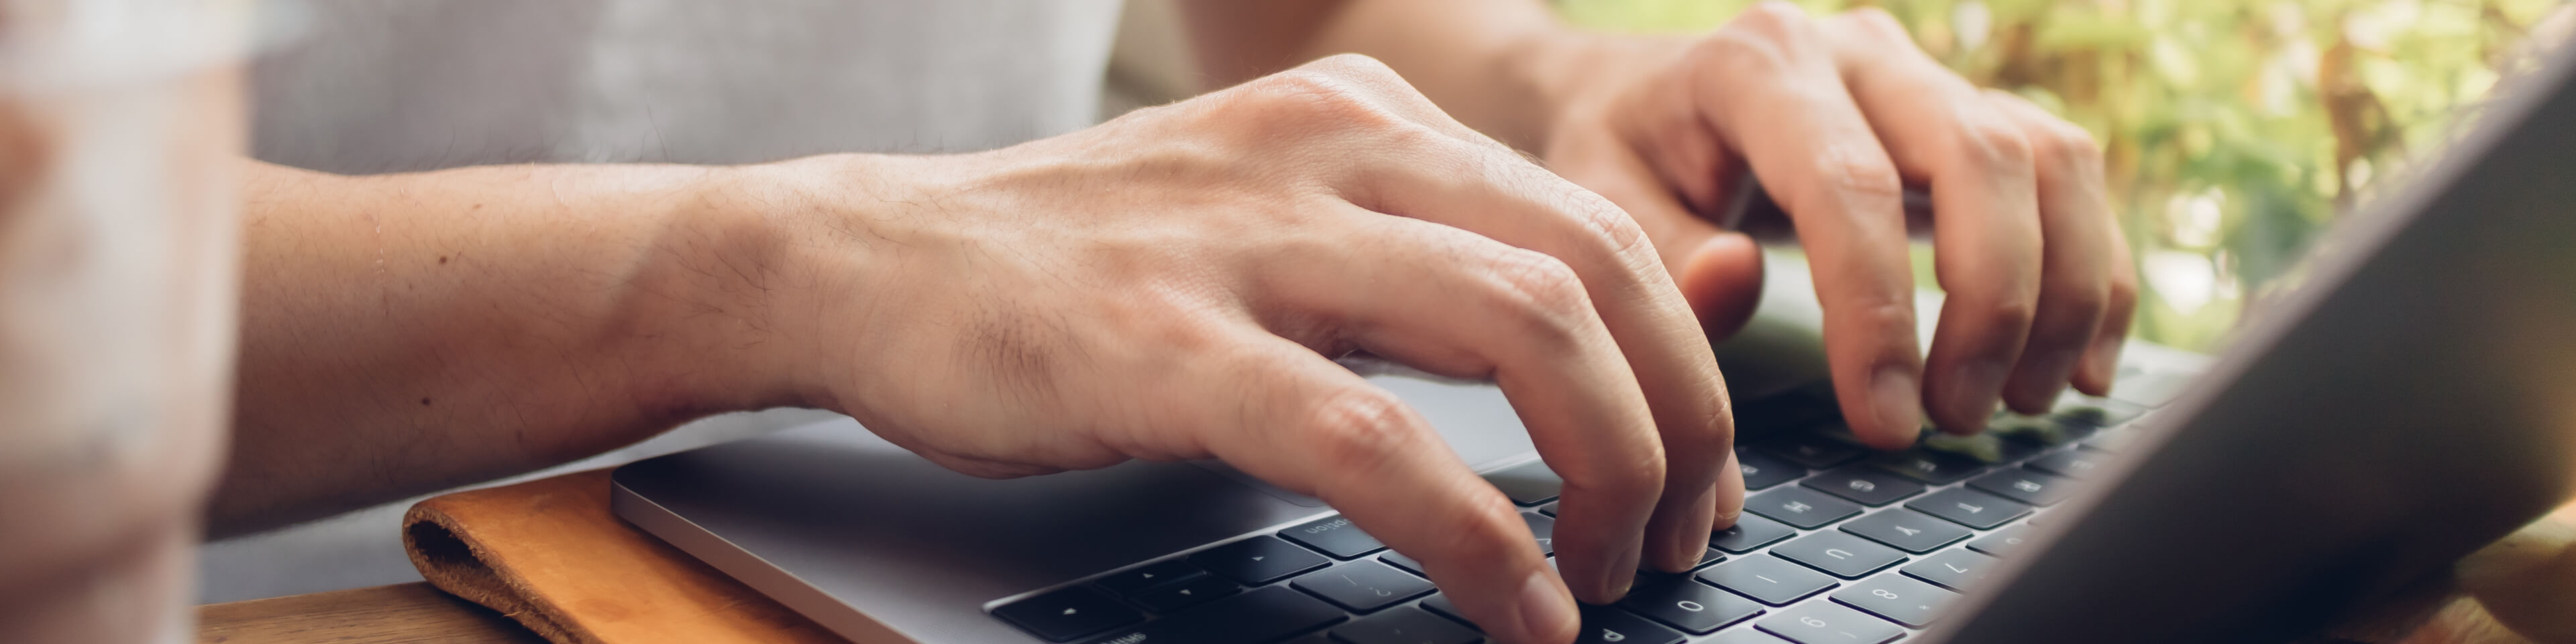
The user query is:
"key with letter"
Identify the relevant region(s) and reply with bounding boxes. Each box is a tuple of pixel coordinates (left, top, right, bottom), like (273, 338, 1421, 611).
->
(1768, 531, 1907, 579)
(1755, 601, 1904, 644)
(1616, 576, 1764, 634)
(1830, 572, 1959, 627)
(1698, 555, 1839, 606)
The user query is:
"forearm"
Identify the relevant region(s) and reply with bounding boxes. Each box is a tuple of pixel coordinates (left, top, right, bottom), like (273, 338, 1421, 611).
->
(1185, 0, 1651, 152)
(219, 160, 806, 535)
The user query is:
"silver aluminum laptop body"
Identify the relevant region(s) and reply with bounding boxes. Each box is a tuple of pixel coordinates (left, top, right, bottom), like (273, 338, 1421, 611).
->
(611, 42, 2576, 644)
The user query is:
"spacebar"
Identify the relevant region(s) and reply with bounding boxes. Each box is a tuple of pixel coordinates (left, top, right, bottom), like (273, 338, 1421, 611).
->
(1082, 586, 1344, 644)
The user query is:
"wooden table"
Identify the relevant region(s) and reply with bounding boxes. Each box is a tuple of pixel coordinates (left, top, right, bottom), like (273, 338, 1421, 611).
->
(197, 582, 543, 644)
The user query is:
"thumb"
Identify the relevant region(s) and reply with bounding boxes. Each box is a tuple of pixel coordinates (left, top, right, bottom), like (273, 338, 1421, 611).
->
(1677, 231, 1764, 340)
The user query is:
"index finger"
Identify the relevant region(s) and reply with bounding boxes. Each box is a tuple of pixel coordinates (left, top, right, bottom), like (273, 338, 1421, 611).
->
(1190, 335, 1578, 644)
(1688, 3, 1927, 449)
(1300, 54, 1744, 583)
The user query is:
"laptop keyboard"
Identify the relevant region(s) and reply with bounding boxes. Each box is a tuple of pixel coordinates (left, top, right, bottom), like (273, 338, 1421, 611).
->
(991, 392, 2153, 643)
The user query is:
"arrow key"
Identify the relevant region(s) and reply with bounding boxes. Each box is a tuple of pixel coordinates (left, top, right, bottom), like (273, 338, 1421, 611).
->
(1130, 574, 1243, 614)
(993, 586, 1141, 642)
(1191, 535, 1331, 585)
(1095, 559, 1206, 596)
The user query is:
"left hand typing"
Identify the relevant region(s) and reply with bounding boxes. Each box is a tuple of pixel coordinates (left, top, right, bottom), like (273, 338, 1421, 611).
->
(1529, 3, 2140, 449)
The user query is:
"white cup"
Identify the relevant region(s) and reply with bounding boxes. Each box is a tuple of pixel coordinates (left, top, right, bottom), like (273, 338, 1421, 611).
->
(0, 1, 252, 642)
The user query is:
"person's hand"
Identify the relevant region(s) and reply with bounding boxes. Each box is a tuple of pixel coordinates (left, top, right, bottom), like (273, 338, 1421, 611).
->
(1532, 3, 2139, 448)
(716, 55, 1736, 643)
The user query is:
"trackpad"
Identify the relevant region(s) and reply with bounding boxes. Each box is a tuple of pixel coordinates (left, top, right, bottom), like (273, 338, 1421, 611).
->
(614, 419, 1327, 605)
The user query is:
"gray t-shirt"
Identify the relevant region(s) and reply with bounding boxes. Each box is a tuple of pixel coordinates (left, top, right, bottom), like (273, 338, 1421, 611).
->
(204, 0, 1126, 604)
(252, 0, 1123, 172)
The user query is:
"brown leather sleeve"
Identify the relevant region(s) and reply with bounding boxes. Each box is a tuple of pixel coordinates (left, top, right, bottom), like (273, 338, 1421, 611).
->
(402, 470, 849, 644)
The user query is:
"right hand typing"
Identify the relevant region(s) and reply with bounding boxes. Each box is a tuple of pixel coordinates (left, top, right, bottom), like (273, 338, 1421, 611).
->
(704, 54, 1743, 644)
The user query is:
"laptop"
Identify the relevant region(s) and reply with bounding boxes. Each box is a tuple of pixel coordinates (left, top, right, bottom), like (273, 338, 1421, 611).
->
(608, 35, 2576, 644)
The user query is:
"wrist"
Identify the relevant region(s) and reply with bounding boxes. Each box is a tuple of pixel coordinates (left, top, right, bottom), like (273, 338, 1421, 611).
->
(613, 161, 829, 420)
(633, 153, 940, 419)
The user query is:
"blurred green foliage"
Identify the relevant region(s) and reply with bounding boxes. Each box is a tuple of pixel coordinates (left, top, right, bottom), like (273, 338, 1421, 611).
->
(1558, 0, 2571, 351)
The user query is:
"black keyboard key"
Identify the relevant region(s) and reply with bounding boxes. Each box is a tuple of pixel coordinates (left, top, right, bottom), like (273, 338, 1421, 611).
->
(2079, 427, 2143, 453)
(1193, 535, 1333, 585)
(1291, 559, 1436, 612)
(1768, 531, 1906, 579)
(2108, 371, 2190, 407)
(1830, 573, 1959, 628)
(1990, 412, 2095, 446)
(1697, 555, 1838, 606)
(1330, 606, 1482, 644)
(1968, 470, 2078, 506)
(1576, 604, 1686, 644)
(1711, 515, 1797, 553)
(1758, 434, 1866, 470)
(1707, 629, 1797, 644)
(1838, 509, 1971, 553)
(1755, 599, 1905, 644)
(1418, 593, 1473, 628)
(1968, 524, 2032, 557)
(1923, 431, 2046, 464)
(1523, 512, 1558, 556)
(1906, 488, 2033, 529)
(996, 586, 1142, 642)
(1901, 549, 1998, 592)
(1616, 576, 1764, 634)
(2026, 449, 2107, 478)
(1097, 559, 1206, 596)
(1130, 574, 1242, 613)
(1868, 449, 1988, 484)
(1381, 551, 1427, 577)
(2055, 395, 2146, 426)
(1799, 466, 1925, 506)
(1737, 451, 1805, 491)
(1744, 486, 1864, 529)
(1485, 460, 1562, 506)
(1079, 586, 1345, 644)
(1733, 390, 1842, 436)
(1282, 514, 1387, 559)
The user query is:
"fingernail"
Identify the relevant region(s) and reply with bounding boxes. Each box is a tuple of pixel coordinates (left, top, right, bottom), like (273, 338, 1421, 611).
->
(1870, 366, 1925, 443)
(1607, 541, 1640, 599)
(1516, 570, 1577, 642)
(1947, 359, 2010, 431)
(1664, 486, 1719, 570)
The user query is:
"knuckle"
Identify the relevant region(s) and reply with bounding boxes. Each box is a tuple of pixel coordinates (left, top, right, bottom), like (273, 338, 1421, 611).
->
(1975, 294, 2039, 333)
(2105, 266, 2141, 311)
(1705, 7, 1816, 74)
(1428, 494, 1536, 564)
(2028, 121, 2104, 166)
(2046, 278, 2112, 317)
(1841, 6, 1911, 40)
(1482, 248, 1593, 332)
(1814, 156, 1907, 208)
(1732, 1, 1815, 36)
(1302, 387, 1421, 471)
(1562, 188, 1660, 274)
(1951, 118, 2035, 172)
(1242, 69, 1401, 132)
(1566, 452, 1667, 502)
(1306, 52, 1403, 83)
